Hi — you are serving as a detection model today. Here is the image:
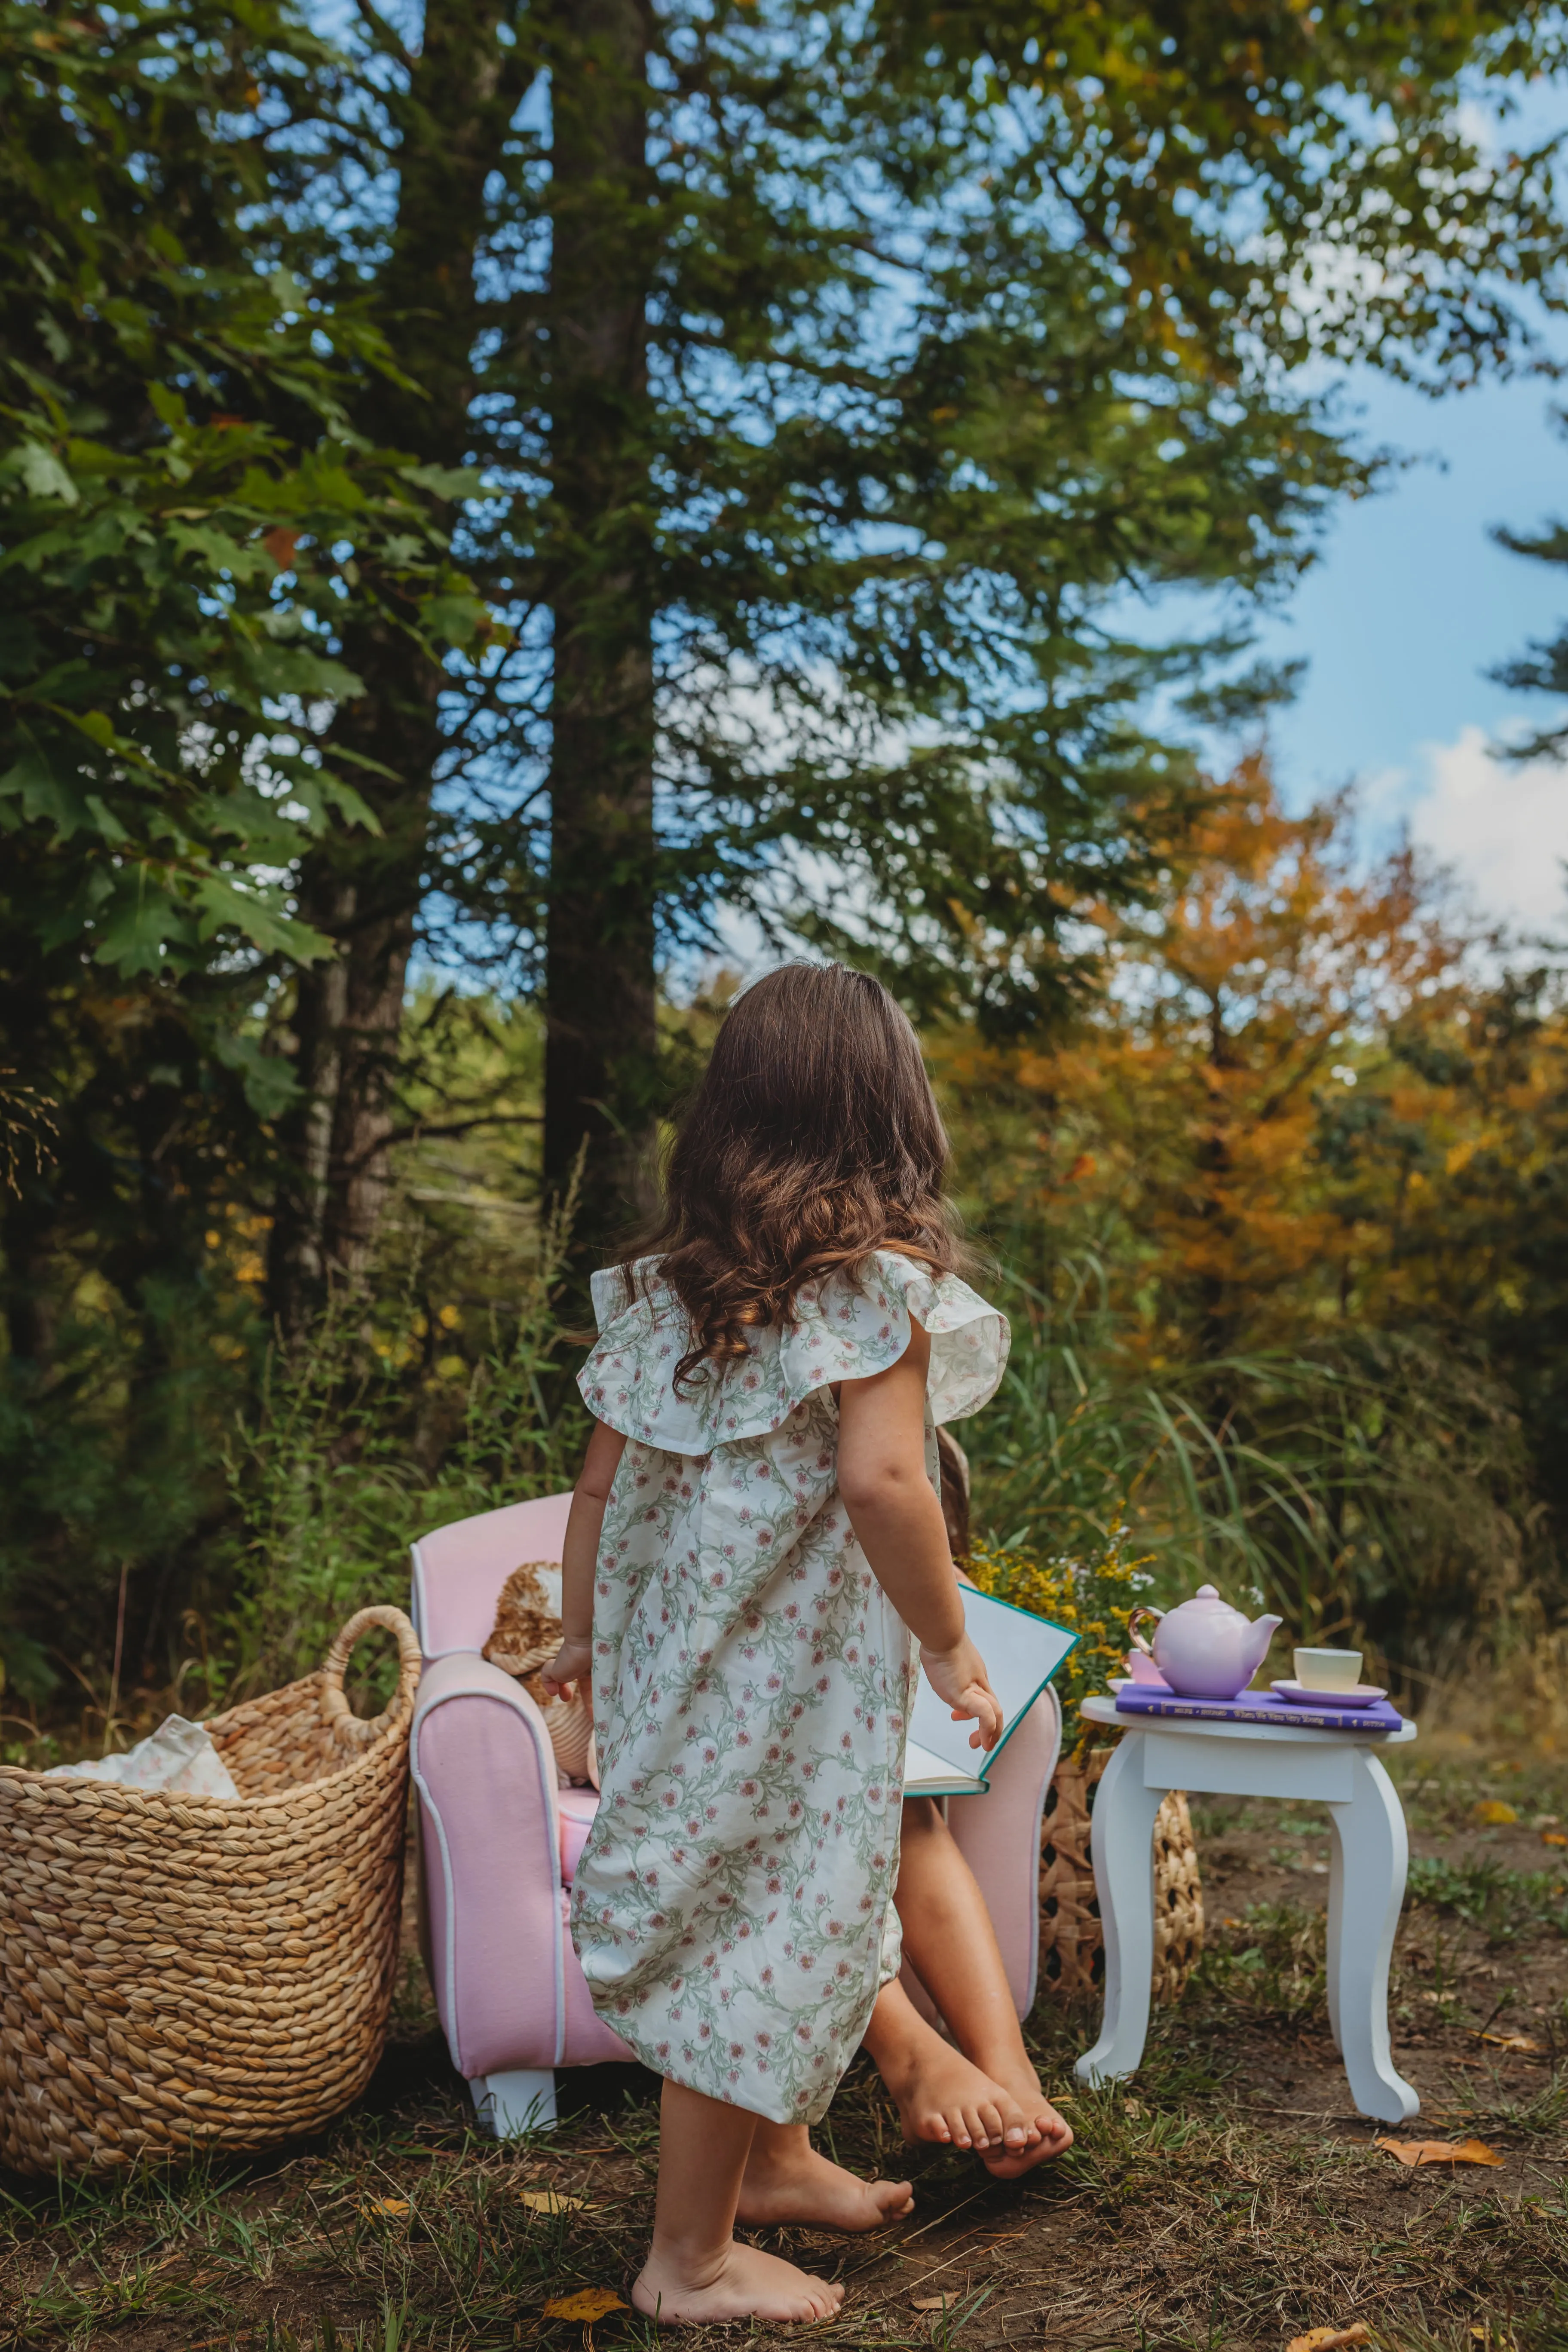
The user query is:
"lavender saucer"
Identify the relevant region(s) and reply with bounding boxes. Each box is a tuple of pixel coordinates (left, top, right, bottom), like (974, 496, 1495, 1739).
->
(1272, 1678, 1387, 1709)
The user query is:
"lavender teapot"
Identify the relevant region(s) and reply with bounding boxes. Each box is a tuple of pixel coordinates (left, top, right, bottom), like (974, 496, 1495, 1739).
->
(1127, 1585, 1283, 1700)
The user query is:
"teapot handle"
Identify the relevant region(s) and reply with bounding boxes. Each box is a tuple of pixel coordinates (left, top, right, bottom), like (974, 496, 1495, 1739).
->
(1126, 1604, 1164, 1659)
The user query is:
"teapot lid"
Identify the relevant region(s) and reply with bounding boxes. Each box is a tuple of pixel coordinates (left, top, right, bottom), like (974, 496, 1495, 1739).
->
(1184, 1583, 1230, 1608)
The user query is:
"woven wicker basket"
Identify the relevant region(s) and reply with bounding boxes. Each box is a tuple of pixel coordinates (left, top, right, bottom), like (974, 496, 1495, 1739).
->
(0, 1605, 420, 2175)
(1039, 1743, 1204, 2006)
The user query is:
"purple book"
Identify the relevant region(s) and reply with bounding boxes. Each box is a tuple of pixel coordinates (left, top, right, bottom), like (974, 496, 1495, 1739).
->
(1112, 1686, 1406, 1735)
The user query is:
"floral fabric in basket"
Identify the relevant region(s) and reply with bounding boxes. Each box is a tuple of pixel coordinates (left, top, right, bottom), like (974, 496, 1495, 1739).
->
(45, 1714, 240, 1800)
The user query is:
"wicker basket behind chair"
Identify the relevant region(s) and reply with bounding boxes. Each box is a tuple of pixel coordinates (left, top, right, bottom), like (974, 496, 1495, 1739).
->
(1039, 1744, 1204, 2007)
(0, 1606, 420, 2176)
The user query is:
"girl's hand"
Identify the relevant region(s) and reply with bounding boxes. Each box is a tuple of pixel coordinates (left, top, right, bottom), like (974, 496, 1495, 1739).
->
(921, 1635, 1004, 1751)
(541, 1637, 594, 1708)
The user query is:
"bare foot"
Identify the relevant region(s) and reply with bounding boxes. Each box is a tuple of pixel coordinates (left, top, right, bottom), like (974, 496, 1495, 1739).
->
(974, 2058, 1074, 2178)
(876, 2030, 1028, 2153)
(738, 2133, 913, 2230)
(632, 2240, 845, 2324)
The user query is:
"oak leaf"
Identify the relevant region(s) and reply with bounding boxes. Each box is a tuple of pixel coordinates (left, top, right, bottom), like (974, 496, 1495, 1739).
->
(1286, 2326, 1369, 2352)
(1473, 1800, 1518, 1826)
(544, 2291, 628, 2322)
(521, 2187, 588, 2215)
(1375, 2138, 1503, 2168)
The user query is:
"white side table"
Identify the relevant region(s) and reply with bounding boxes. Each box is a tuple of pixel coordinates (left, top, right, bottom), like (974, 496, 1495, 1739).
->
(1074, 1694, 1420, 2123)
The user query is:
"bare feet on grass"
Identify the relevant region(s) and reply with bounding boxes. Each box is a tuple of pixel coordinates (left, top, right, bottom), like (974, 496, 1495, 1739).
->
(737, 2128, 913, 2230)
(632, 2242, 845, 2324)
(973, 2058, 1074, 2178)
(876, 2032, 1029, 2153)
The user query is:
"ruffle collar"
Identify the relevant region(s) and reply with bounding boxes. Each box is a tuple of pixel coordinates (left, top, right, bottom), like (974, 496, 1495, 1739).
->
(579, 1250, 1009, 1455)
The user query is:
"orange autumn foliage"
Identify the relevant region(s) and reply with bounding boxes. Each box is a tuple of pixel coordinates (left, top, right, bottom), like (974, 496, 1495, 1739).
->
(940, 757, 1470, 1361)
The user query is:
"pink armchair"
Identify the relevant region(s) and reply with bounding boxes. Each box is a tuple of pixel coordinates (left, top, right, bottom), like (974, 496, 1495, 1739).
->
(409, 1495, 1061, 2135)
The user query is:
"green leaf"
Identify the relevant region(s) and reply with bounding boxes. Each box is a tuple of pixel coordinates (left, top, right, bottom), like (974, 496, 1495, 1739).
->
(416, 592, 488, 649)
(84, 793, 131, 846)
(190, 871, 333, 961)
(400, 462, 484, 501)
(91, 881, 184, 974)
(209, 1028, 302, 1118)
(18, 443, 78, 505)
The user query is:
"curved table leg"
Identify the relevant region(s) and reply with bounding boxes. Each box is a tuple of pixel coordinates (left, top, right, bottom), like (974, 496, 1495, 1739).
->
(1326, 1749, 1419, 2122)
(1075, 1734, 1166, 2089)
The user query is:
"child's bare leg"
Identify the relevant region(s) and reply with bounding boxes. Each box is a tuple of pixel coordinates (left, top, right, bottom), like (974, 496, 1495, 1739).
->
(862, 1974, 1020, 2153)
(633, 2079, 845, 2323)
(873, 1798, 1073, 2177)
(737, 2119, 914, 2230)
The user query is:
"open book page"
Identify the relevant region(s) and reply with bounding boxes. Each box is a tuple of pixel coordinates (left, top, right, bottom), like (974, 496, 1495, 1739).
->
(903, 1737, 986, 1799)
(904, 1587, 1077, 1798)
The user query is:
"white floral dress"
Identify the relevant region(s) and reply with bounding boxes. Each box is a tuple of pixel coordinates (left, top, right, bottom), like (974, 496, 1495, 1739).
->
(569, 1249, 1009, 2125)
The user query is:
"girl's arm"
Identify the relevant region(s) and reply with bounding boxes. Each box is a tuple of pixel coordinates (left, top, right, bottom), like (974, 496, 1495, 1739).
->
(837, 1322, 1004, 1751)
(541, 1416, 627, 1703)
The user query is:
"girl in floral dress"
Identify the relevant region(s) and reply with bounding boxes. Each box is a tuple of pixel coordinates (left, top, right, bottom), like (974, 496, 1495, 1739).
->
(544, 963, 1035, 2324)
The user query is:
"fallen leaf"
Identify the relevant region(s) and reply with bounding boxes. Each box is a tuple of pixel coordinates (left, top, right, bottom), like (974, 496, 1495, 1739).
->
(1286, 2326, 1370, 2352)
(543, 2290, 628, 2322)
(362, 2196, 410, 2217)
(1375, 2137, 1504, 2168)
(520, 2188, 588, 2216)
(1473, 1800, 1519, 1826)
(1542, 1831, 1568, 1848)
(913, 2297, 955, 2312)
(1473, 2030, 1544, 2054)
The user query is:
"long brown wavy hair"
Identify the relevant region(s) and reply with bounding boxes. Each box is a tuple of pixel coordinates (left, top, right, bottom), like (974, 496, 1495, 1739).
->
(617, 962, 972, 1392)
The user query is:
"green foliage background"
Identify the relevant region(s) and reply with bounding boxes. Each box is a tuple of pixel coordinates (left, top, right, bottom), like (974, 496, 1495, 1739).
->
(3, 0, 1568, 1740)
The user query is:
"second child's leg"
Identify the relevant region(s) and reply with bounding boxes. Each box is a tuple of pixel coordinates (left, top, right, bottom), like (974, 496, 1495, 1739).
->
(634, 2080, 845, 2324)
(866, 1799, 1073, 2178)
(738, 2122, 914, 2230)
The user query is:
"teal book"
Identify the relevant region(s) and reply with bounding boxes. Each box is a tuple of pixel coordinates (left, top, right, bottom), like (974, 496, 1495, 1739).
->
(903, 1586, 1077, 1798)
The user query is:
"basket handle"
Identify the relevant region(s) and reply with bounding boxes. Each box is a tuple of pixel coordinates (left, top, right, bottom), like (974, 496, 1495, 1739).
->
(320, 1605, 423, 1748)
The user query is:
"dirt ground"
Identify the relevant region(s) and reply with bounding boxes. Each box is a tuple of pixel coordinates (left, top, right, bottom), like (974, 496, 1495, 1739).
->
(2, 1742, 1565, 2352)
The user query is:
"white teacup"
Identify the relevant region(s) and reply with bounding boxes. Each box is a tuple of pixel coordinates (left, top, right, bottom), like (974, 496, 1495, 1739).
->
(1294, 1646, 1363, 1692)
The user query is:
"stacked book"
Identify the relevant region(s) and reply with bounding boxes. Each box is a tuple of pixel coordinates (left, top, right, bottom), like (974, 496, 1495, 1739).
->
(1112, 1685, 1406, 1735)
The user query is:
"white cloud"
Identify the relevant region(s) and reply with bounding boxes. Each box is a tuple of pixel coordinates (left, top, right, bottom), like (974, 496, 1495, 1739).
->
(1367, 723, 1568, 938)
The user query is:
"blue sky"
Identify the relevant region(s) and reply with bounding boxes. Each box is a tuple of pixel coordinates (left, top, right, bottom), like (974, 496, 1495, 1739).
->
(1264, 364, 1565, 788)
(1243, 352, 1568, 942)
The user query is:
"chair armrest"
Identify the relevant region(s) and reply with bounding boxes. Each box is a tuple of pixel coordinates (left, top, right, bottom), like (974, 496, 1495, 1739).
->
(410, 1655, 568, 2081)
(947, 1688, 1062, 2018)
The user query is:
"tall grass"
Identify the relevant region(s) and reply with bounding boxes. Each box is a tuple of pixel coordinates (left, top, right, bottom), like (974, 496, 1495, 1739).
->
(208, 1228, 1536, 1713)
(211, 1204, 586, 1706)
(968, 1259, 1538, 1672)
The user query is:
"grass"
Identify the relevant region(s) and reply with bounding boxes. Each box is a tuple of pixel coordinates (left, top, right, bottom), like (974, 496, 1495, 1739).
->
(1405, 1859, 1568, 1947)
(5, 1749, 1568, 2348)
(4, 1933, 1566, 2349)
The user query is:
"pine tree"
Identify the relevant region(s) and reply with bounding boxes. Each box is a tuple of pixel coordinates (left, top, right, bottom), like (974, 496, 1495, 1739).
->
(269, 0, 1568, 1283)
(0, 0, 483, 1681)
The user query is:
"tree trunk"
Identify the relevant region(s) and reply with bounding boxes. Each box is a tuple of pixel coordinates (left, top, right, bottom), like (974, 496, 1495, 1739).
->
(267, 0, 529, 1333)
(541, 0, 659, 1260)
